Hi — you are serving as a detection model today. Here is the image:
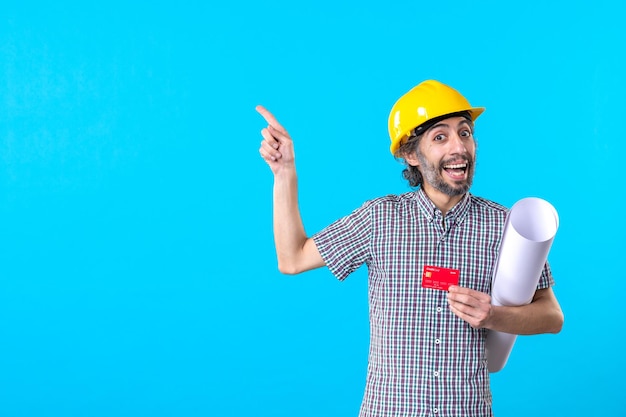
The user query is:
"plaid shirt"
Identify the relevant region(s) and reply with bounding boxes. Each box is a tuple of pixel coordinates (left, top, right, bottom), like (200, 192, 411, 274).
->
(313, 189, 554, 417)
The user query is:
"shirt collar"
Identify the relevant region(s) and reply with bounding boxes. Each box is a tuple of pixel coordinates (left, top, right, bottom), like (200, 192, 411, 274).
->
(413, 188, 471, 225)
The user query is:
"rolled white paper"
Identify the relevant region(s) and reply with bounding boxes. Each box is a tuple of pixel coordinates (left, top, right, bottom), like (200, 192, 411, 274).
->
(485, 197, 559, 373)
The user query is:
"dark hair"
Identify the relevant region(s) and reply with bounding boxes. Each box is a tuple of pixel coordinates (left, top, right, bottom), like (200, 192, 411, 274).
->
(394, 134, 423, 188)
(393, 111, 473, 188)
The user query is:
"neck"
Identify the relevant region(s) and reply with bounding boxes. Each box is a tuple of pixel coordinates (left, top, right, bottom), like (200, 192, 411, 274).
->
(421, 183, 466, 216)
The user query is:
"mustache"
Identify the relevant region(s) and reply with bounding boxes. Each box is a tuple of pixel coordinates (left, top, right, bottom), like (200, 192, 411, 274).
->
(439, 154, 473, 168)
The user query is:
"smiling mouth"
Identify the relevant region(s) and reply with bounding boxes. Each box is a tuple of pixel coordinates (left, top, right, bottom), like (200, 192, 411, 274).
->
(443, 162, 468, 179)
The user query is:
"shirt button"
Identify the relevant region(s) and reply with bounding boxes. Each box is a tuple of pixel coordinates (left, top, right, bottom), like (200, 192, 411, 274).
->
(435, 339, 441, 345)
(436, 307, 442, 313)
(433, 407, 439, 414)
(434, 371, 439, 377)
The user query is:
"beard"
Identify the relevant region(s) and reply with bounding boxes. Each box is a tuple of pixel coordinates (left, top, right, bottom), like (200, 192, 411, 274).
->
(417, 151, 475, 197)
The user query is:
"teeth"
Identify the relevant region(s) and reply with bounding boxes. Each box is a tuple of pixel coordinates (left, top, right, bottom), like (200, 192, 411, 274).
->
(444, 163, 467, 169)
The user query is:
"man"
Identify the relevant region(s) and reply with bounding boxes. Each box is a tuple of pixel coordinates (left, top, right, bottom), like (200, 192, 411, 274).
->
(257, 80, 563, 417)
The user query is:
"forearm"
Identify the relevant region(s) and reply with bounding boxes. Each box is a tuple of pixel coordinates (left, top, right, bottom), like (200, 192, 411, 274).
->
(487, 288, 564, 335)
(272, 167, 312, 274)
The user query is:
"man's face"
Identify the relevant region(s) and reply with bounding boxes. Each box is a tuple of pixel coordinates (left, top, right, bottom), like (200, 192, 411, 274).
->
(411, 116, 476, 197)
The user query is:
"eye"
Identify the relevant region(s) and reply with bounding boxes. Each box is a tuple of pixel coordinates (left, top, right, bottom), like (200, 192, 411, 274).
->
(433, 133, 446, 141)
(459, 128, 473, 138)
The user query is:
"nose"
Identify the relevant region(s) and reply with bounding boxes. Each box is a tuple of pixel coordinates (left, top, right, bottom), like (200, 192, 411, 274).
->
(449, 132, 469, 154)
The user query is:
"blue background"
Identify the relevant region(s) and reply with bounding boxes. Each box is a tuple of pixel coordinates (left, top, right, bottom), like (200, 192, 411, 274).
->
(1, 1, 623, 416)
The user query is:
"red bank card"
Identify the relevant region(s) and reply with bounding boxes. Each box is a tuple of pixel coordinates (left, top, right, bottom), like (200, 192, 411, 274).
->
(421, 265, 460, 291)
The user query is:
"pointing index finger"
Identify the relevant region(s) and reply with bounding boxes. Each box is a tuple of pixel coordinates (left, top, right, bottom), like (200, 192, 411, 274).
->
(255, 105, 288, 135)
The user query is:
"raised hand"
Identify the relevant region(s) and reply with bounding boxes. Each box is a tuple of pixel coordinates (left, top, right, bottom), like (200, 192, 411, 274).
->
(257, 105, 296, 175)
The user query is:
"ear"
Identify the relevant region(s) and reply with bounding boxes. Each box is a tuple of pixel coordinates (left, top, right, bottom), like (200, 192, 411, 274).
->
(404, 151, 420, 167)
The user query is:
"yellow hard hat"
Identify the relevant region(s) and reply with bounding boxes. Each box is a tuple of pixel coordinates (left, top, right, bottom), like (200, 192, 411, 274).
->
(388, 80, 485, 155)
